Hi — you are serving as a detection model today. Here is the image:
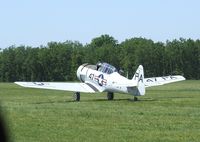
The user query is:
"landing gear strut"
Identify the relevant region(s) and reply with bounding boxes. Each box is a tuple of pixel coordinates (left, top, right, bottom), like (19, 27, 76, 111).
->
(134, 97, 138, 101)
(74, 92, 80, 101)
(107, 92, 114, 100)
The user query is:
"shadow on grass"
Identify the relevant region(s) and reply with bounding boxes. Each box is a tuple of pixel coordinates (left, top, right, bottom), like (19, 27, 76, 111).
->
(31, 97, 158, 104)
(147, 96, 195, 103)
(30, 95, 194, 105)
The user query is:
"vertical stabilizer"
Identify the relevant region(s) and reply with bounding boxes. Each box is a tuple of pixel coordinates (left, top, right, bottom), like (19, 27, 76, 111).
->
(132, 65, 145, 96)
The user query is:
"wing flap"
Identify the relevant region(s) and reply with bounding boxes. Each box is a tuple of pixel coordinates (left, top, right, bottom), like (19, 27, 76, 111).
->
(14, 82, 96, 93)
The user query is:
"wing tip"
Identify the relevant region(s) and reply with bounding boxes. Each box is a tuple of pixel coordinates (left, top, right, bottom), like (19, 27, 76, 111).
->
(14, 81, 24, 87)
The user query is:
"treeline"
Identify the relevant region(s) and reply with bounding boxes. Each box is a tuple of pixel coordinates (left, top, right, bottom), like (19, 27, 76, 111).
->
(0, 35, 199, 82)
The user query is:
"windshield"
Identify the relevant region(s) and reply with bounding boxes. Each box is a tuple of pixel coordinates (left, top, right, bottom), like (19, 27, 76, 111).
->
(97, 63, 117, 74)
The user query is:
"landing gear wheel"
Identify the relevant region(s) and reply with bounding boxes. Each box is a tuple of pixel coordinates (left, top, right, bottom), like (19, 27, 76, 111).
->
(134, 97, 138, 101)
(107, 92, 114, 101)
(74, 92, 80, 101)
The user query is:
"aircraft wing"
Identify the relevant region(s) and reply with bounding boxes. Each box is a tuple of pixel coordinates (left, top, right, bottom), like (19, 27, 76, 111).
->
(144, 75, 185, 87)
(14, 82, 97, 93)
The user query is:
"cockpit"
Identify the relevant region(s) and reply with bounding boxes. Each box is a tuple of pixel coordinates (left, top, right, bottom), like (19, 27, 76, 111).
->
(77, 62, 118, 82)
(97, 62, 117, 74)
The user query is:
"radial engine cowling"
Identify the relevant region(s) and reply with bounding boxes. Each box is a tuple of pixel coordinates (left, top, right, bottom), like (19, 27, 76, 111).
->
(76, 64, 89, 82)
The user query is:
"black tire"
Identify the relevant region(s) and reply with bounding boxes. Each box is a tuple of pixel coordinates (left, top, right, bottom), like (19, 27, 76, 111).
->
(74, 92, 80, 101)
(107, 92, 114, 100)
(134, 97, 138, 101)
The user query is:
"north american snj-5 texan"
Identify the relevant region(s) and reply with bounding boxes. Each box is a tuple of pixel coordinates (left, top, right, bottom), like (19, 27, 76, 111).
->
(15, 62, 185, 101)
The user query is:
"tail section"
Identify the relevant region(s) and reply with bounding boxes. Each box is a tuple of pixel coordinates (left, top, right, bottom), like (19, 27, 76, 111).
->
(132, 65, 145, 96)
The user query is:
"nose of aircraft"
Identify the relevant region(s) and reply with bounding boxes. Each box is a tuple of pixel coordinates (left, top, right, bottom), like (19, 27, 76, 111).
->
(76, 65, 83, 81)
(76, 63, 88, 82)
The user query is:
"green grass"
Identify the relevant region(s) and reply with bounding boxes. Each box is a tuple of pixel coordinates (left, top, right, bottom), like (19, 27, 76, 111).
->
(0, 80, 200, 142)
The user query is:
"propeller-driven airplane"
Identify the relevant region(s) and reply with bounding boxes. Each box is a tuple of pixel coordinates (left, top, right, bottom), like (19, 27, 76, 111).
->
(15, 62, 185, 101)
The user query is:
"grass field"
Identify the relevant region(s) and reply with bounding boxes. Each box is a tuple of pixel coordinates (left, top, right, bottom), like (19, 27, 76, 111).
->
(0, 80, 200, 142)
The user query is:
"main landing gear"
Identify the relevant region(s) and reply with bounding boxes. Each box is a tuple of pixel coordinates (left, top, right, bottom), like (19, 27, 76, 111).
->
(73, 92, 138, 101)
(74, 92, 80, 101)
(133, 96, 138, 101)
(73, 92, 114, 101)
(107, 92, 114, 100)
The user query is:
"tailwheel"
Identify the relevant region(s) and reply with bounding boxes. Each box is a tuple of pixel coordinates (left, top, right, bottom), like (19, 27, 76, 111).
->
(134, 97, 138, 101)
(107, 92, 114, 100)
(74, 92, 80, 101)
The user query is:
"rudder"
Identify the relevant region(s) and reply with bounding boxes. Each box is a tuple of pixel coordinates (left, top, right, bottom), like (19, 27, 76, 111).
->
(132, 65, 145, 96)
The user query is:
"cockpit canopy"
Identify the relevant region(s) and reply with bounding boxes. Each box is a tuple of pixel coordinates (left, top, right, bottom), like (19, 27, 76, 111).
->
(97, 62, 117, 74)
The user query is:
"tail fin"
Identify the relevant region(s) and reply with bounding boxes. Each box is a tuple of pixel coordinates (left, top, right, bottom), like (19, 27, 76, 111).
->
(132, 65, 145, 96)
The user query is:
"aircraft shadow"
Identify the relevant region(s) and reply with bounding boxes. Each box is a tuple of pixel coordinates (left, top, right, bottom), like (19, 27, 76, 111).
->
(30, 95, 193, 105)
(80, 98, 131, 102)
(161, 96, 193, 99)
(32, 100, 74, 104)
(31, 98, 157, 104)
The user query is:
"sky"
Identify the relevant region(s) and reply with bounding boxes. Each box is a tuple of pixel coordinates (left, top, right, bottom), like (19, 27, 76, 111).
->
(0, 0, 200, 48)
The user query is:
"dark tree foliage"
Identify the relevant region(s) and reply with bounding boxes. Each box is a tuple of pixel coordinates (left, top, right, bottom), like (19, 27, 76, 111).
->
(0, 35, 199, 82)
